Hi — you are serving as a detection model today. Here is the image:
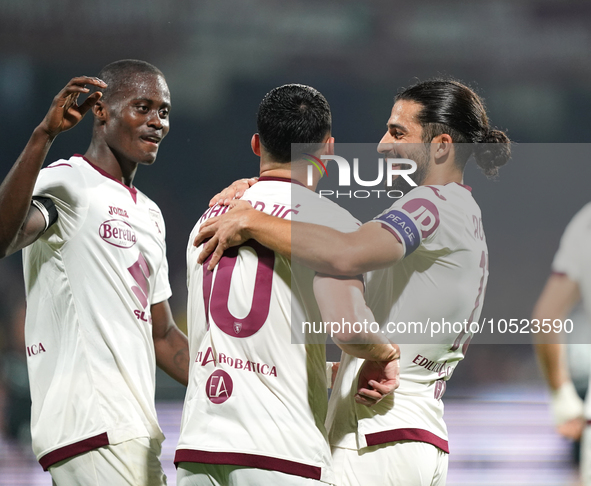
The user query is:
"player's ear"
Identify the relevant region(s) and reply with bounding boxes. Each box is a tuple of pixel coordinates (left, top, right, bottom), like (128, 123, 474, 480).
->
(324, 136, 335, 157)
(251, 134, 261, 156)
(93, 99, 108, 123)
(433, 134, 452, 162)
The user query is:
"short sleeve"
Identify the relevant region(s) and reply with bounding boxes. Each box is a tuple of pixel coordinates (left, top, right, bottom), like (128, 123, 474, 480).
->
(291, 186, 362, 232)
(552, 204, 591, 283)
(152, 247, 173, 304)
(33, 161, 89, 245)
(149, 206, 173, 304)
(371, 186, 442, 257)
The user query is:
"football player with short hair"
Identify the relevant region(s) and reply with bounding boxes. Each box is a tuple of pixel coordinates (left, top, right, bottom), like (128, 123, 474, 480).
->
(194, 79, 511, 485)
(0, 60, 189, 485)
(176, 83, 400, 486)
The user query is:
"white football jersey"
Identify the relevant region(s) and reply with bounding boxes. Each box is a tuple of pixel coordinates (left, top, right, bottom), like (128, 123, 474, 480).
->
(552, 203, 591, 322)
(551, 203, 591, 419)
(327, 183, 488, 453)
(23, 155, 171, 470)
(176, 177, 360, 484)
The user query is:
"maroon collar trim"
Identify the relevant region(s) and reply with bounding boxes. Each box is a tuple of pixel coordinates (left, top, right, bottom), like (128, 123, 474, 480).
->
(75, 154, 138, 203)
(447, 182, 472, 192)
(258, 176, 306, 188)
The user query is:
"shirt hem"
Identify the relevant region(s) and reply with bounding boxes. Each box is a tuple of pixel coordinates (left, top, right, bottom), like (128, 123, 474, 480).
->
(39, 432, 110, 471)
(364, 427, 449, 453)
(174, 449, 322, 481)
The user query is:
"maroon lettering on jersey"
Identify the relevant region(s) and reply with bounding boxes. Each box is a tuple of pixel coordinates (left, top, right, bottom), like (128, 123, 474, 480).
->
(434, 378, 447, 400)
(26, 343, 47, 357)
(206, 370, 233, 404)
(201, 347, 216, 366)
(412, 353, 453, 378)
(108, 206, 129, 218)
(99, 220, 137, 248)
(472, 215, 485, 241)
(253, 201, 266, 212)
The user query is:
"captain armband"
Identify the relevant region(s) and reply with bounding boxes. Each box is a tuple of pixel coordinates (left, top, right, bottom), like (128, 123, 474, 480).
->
(372, 208, 420, 257)
(31, 197, 58, 233)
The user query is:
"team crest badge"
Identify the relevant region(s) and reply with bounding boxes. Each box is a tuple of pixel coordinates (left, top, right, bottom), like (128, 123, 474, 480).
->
(149, 209, 163, 235)
(233, 322, 242, 334)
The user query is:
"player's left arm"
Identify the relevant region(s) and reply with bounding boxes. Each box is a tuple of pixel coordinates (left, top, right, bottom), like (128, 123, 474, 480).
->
(296, 221, 404, 276)
(196, 202, 404, 276)
(151, 300, 189, 386)
(314, 274, 400, 405)
(532, 273, 584, 439)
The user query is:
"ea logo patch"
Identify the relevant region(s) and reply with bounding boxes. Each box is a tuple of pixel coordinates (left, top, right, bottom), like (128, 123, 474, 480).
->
(206, 370, 233, 404)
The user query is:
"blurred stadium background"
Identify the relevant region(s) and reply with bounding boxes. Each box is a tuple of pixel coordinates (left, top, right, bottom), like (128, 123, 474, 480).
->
(1, 0, 591, 484)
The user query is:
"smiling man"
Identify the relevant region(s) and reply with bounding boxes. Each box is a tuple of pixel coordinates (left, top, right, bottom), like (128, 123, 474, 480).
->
(176, 83, 399, 486)
(194, 79, 512, 485)
(0, 60, 188, 485)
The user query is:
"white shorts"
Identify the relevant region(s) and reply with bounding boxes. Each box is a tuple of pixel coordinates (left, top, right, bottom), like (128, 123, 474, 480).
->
(49, 437, 167, 486)
(176, 462, 327, 486)
(331, 442, 448, 486)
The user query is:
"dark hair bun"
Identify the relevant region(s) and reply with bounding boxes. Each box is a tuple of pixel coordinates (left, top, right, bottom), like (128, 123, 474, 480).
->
(473, 129, 511, 177)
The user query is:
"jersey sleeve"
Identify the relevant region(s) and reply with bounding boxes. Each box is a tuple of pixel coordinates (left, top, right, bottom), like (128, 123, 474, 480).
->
(552, 204, 591, 283)
(152, 249, 172, 304)
(370, 186, 442, 258)
(149, 205, 173, 304)
(33, 161, 89, 245)
(291, 189, 362, 233)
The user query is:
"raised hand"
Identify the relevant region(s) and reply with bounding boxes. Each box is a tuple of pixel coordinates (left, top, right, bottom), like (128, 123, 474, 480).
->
(0, 76, 107, 258)
(355, 356, 400, 407)
(39, 76, 107, 139)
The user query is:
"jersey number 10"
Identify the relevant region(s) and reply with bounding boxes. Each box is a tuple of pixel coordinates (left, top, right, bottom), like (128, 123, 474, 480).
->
(203, 242, 275, 338)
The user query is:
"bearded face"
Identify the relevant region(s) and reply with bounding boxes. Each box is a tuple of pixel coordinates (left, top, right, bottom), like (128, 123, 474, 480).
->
(385, 143, 431, 194)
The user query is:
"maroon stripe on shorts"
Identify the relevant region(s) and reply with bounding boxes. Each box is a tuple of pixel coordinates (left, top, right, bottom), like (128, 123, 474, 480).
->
(175, 449, 322, 480)
(365, 428, 449, 453)
(39, 432, 110, 471)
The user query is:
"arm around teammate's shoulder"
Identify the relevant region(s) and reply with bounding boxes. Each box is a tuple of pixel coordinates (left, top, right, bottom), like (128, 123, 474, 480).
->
(196, 201, 292, 269)
(290, 220, 404, 277)
(195, 202, 404, 275)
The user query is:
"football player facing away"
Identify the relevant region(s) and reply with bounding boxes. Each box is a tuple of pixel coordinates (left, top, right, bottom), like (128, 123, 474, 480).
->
(176, 84, 399, 486)
(195, 79, 511, 485)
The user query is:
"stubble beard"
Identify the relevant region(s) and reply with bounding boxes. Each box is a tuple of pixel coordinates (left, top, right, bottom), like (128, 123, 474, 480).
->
(387, 144, 431, 195)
